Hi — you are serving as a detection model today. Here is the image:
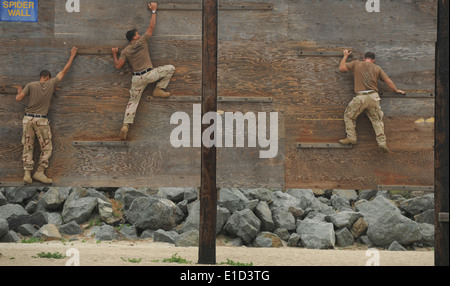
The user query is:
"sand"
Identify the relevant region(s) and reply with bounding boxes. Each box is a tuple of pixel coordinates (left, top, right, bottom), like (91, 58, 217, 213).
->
(0, 237, 434, 266)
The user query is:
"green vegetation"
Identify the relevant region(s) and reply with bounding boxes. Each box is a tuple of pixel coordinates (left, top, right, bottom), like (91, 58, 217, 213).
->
(32, 252, 66, 259)
(161, 253, 193, 264)
(219, 258, 254, 266)
(121, 257, 142, 263)
(21, 237, 44, 244)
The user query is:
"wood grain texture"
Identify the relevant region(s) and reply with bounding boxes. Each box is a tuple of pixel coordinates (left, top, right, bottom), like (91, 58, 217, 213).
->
(0, 0, 436, 189)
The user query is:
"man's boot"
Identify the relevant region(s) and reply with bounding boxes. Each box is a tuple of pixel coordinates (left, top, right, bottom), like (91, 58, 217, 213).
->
(379, 144, 389, 153)
(23, 170, 32, 184)
(32, 166, 52, 184)
(153, 87, 170, 98)
(339, 138, 357, 145)
(119, 124, 129, 140)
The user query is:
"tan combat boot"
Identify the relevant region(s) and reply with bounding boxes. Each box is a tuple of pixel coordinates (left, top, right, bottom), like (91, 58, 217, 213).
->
(119, 124, 129, 140)
(23, 170, 32, 184)
(32, 166, 52, 184)
(379, 144, 389, 153)
(153, 87, 170, 98)
(339, 138, 357, 145)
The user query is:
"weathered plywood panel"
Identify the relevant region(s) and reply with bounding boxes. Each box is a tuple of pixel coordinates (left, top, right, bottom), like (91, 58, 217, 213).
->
(0, 0, 436, 189)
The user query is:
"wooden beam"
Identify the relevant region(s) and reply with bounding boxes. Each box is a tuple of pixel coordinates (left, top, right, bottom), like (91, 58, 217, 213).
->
(377, 185, 434, 192)
(72, 141, 128, 147)
(298, 50, 351, 57)
(435, 0, 449, 266)
(198, 0, 218, 265)
(158, 3, 273, 10)
(380, 92, 435, 98)
(297, 142, 352, 149)
(146, 95, 273, 103)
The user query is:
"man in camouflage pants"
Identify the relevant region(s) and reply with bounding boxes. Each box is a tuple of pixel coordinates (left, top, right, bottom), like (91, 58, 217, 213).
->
(16, 47, 78, 184)
(339, 49, 406, 153)
(112, 2, 175, 140)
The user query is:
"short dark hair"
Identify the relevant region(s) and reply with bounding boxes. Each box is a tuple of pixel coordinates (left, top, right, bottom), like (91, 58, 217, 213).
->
(40, 70, 51, 78)
(126, 29, 137, 42)
(364, 52, 376, 60)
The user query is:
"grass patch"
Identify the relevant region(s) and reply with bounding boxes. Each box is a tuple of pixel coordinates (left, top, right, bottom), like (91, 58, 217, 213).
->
(161, 253, 192, 264)
(21, 237, 44, 244)
(219, 258, 253, 266)
(32, 252, 66, 259)
(121, 257, 142, 263)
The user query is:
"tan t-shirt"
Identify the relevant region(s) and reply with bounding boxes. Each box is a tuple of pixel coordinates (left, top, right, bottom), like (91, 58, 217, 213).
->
(120, 32, 153, 73)
(23, 77, 59, 115)
(346, 61, 389, 93)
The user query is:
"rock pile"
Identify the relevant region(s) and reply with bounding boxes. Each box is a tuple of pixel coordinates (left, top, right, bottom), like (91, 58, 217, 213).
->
(0, 187, 434, 250)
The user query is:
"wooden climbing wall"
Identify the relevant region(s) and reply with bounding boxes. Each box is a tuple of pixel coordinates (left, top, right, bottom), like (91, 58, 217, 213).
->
(0, 0, 436, 190)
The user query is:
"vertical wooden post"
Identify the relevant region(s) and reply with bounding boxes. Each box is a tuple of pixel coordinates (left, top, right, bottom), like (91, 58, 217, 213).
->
(199, 0, 218, 265)
(435, 0, 449, 266)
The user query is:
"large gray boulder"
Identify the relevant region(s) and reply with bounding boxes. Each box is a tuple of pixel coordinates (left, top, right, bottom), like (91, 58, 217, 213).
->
(3, 187, 38, 204)
(33, 224, 62, 241)
(224, 209, 261, 244)
(285, 189, 319, 210)
(296, 219, 335, 249)
(153, 229, 179, 244)
(180, 201, 230, 234)
(0, 191, 7, 206)
(37, 187, 71, 212)
(0, 204, 28, 220)
(335, 228, 355, 247)
(253, 201, 275, 232)
(356, 196, 400, 225)
(114, 187, 148, 210)
(175, 230, 199, 247)
(241, 188, 273, 202)
(367, 212, 422, 247)
(0, 218, 8, 238)
(218, 188, 249, 213)
(62, 197, 98, 224)
(400, 194, 434, 216)
(330, 194, 352, 211)
(6, 211, 48, 231)
(325, 211, 363, 229)
(272, 209, 296, 231)
(126, 196, 177, 231)
(159, 187, 195, 203)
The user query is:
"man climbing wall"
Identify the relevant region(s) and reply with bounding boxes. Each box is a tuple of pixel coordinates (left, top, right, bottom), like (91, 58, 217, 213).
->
(112, 2, 176, 140)
(339, 49, 406, 153)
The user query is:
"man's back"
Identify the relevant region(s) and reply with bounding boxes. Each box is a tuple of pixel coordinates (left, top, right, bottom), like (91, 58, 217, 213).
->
(23, 77, 59, 115)
(346, 61, 388, 93)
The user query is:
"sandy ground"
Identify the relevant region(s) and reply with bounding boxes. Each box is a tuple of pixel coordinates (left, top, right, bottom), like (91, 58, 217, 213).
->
(0, 237, 434, 267)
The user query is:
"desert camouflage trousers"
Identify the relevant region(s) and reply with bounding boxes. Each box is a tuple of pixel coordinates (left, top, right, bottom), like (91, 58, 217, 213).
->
(21, 116, 52, 171)
(344, 94, 386, 145)
(124, 65, 175, 124)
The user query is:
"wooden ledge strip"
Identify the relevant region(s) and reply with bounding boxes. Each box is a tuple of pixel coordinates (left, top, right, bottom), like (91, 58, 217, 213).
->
(377, 185, 434, 191)
(147, 96, 273, 103)
(72, 141, 128, 147)
(159, 3, 273, 10)
(297, 142, 352, 149)
(298, 50, 350, 57)
(381, 92, 435, 98)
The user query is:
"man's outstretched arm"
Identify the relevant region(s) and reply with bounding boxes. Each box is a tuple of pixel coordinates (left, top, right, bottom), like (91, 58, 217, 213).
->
(112, 48, 125, 70)
(16, 86, 25, 101)
(384, 77, 406, 95)
(56, 47, 78, 81)
(339, 49, 352, 72)
(146, 2, 157, 37)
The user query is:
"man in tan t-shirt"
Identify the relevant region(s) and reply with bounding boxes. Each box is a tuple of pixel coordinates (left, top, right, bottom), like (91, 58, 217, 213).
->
(112, 2, 175, 140)
(15, 47, 78, 184)
(339, 49, 406, 153)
